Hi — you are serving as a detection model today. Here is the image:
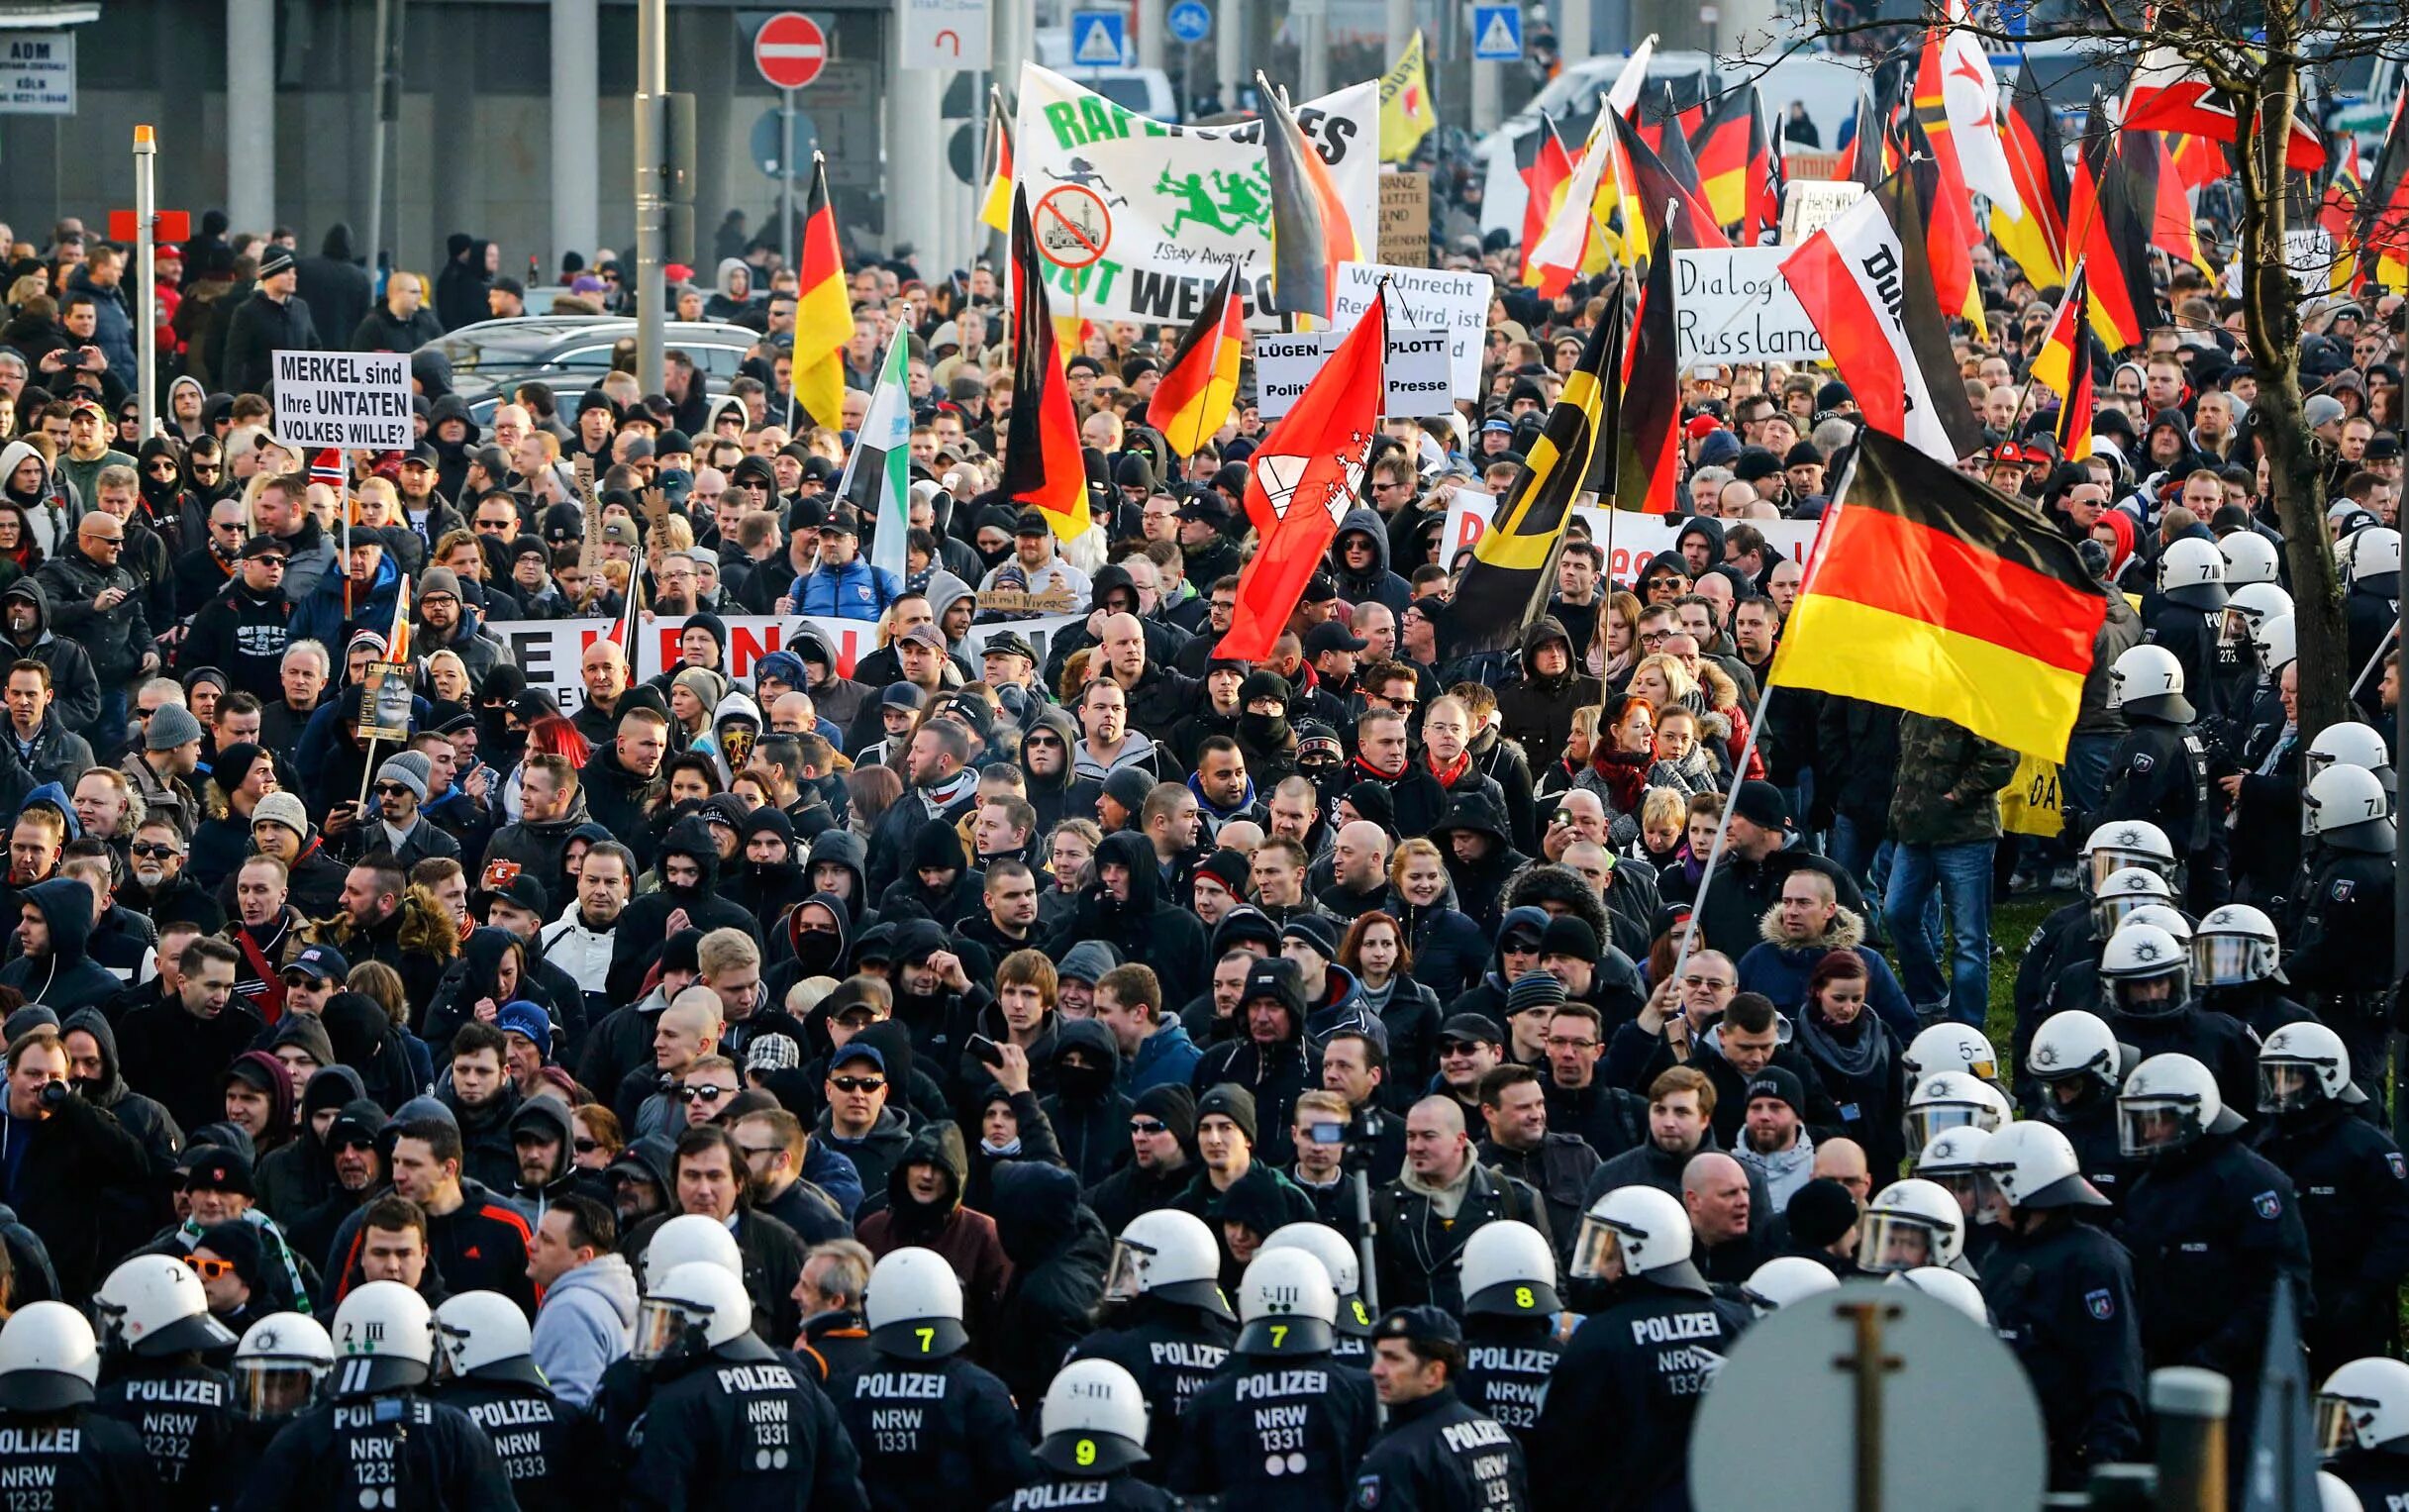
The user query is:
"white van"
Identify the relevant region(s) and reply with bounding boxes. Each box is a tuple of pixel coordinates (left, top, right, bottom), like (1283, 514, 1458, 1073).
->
(1032, 31, 1180, 121)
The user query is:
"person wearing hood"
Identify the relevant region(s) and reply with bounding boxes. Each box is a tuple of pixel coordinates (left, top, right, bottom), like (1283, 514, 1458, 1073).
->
(0, 439, 69, 567)
(1277, 913, 1382, 1055)
(1494, 616, 1601, 770)
(251, 1058, 361, 1227)
(1426, 789, 1528, 935)
(1018, 703, 1101, 839)
(855, 1117, 1012, 1322)
(704, 686, 762, 787)
(502, 1091, 588, 1226)
(1331, 506, 1412, 614)
(1045, 830, 1209, 1008)
(0, 872, 121, 1016)
(986, 1160, 1112, 1406)
(784, 629, 867, 732)
(434, 234, 495, 333)
(879, 816, 986, 931)
(1189, 963, 1324, 1171)
(1040, 1016, 1134, 1187)
(59, 1006, 184, 1260)
(1453, 905, 1556, 1042)
(605, 814, 759, 1003)
(290, 223, 370, 344)
(1042, 562, 1182, 692)
(866, 713, 984, 896)
(409, 567, 503, 689)
(726, 804, 810, 928)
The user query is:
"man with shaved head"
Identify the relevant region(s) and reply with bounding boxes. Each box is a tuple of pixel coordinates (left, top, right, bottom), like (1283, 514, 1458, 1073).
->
(624, 985, 723, 1138)
(1544, 788, 1607, 862)
(1319, 819, 1393, 919)
(1100, 608, 1201, 736)
(1682, 1151, 1765, 1282)
(1370, 1095, 1550, 1311)
(1811, 1136, 1871, 1204)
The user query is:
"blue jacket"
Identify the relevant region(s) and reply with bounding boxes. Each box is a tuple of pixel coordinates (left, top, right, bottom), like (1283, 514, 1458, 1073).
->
(1128, 1020, 1203, 1095)
(1735, 905, 1918, 1043)
(803, 1138, 865, 1219)
(290, 549, 399, 651)
(63, 267, 136, 377)
(793, 556, 900, 621)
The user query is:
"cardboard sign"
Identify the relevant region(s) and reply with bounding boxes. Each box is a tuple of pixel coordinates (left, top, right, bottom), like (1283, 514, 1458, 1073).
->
(358, 664, 414, 742)
(1438, 495, 1824, 584)
(1333, 261, 1493, 401)
(1378, 172, 1431, 266)
(1779, 179, 1863, 249)
(271, 351, 412, 451)
(1672, 247, 1829, 365)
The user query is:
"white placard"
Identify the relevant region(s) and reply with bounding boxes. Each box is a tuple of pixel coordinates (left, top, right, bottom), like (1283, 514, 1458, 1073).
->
(1384, 329, 1454, 415)
(1780, 179, 1864, 248)
(1333, 261, 1493, 400)
(271, 352, 413, 451)
(0, 33, 72, 116)
(1438, 496, 1825, 583)
(899, 0, 991, 69)
(1253, 332, 1339, 421)
(1673, 247, 1830, 366)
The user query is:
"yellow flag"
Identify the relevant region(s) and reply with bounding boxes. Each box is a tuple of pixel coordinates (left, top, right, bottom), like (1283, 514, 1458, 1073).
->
(1379, 31, 1435, 162)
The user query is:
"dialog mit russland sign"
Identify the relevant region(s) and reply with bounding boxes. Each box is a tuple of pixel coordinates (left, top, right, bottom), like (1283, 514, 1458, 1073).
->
(271, 351, 413, 451)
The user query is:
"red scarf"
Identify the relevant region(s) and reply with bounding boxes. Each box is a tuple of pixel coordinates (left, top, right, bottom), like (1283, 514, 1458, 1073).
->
(1426, 747, 1473, 790)
(1353, 752, 1406, 783)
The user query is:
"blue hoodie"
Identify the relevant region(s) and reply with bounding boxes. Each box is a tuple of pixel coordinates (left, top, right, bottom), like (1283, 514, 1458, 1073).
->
(291, 545, 400, 650)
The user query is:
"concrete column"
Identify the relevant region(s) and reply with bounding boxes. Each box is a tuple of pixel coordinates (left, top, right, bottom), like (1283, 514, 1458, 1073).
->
(1136, 0, 1165, 69)
(1558, 0, 1588, 71)
(1388, 0, 1416, 51)
(226, 0, 275, 234)
(887, 2, 942, 263)
(1470, 54, 1499, 133)
(1218, 0, 1248, 110)
(1296, 0, 1328, 98)
(550, 0, 600, 267)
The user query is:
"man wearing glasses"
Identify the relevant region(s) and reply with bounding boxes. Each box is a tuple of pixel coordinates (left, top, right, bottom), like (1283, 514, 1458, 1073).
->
(173, 498, 250, 620)
(36, 494, 153, 746)
(181, 532, 291, 703)
(733, 1107, 850, 1243)
(814, 1041, 911, 1195)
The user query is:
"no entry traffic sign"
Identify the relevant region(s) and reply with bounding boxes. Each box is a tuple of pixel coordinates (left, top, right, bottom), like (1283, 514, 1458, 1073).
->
(754, 12, 828, 90)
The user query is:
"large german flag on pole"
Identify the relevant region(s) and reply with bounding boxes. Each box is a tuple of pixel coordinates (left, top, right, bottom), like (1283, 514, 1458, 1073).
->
(1772, 428, 2108, 759)
(1994, 65, 2068, 283)
(1617, 241, 1677, 514)
(1150, 262, 1244, 457)
(1002, 186, 1091, 541)
(792, 154, 851, 434)
(1443, 289, 1622, 658)
(1259, 73, 1362, 320)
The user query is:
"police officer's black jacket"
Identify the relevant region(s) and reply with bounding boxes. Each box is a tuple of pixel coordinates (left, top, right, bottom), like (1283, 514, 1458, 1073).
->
(625, 1334, 867, 1512)
(92, 1356, 237, 1509)
(988, 1470, 1173, 1510)
(2097, 714, 2213, 859)
(1977, 1211, 2145, 1489)
(2014, 899, 2096, 1063)
(1063, 1296, 1237, 1482)
(0, 1406, 158, 1508)
(2287, 849, 2397, 1004)
(1527, 1272, 1752, 1512)
(1353, 1383, 1531, 1512)
(2038, 1092, 2135, 1215)
(432, 1375, 597, 1512)
(1458, 1314, 1563, 1441)
(2121, 1132, 2314, 1375)
(2326, 1447, 2409, 1512)
(238, 1390, 516, 1512)
(2254, 1100, 2409, 1356)
(2103, 1002, 2261, 1124)
(832, 1347, 1036, 1512)
(1168, 1344, 1378, 1512)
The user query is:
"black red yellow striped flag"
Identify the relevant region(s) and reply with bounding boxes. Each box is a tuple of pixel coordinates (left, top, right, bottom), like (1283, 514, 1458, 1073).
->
(1003, 186, 1091, 541)
(1772, 428, 2108, 758)
(1994, 64, 2068, 283)
(792, 154, 850, 434)
(1616, 237, 1677, 514)
(1260, 74, 1362, 320)
(1690, 85, 1757, 229)
(1518, 117, 1577, 285)
(1150, 263, 1244, 457)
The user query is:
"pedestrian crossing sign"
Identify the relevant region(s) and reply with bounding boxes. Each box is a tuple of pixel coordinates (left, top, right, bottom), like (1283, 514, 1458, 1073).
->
(1471, 4, 1523, 59)
(1071, 11, 1127, 66)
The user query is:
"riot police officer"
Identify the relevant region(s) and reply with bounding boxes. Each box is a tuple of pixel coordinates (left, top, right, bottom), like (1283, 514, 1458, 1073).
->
(216, 1312, 333, 1508)
(2098, 922, 2259, 1117)
(2036, 866, 2181, 1036)
(589, 1212, 749, 1474)
(2251, 1024, 2409, 1373)
(624, 1261, 866, 1511)
(2148, 535, 2234, 730)
(2023, 1010, 2134, 1210)
(1355, 1305, 1531, 1511)
(1063, 1209, 1236, 1480)
(2098, 645, 2223, 911)
(1901, 1021, 2003, 1098)
(1454, 1220, 1563, 1442)
(236, 1279, 518, 1511)
(836, 1247, 1036, 1512)
(1854, 1178, 1973, 1279)
(2344, 528, 2400, 720)
(2015, 822, 2176, 1047)
(1973, 1120, 2143, 1490)
(0, 1302, 159, 1507)
(1259, 1221, 1378, 1366)
(1528, 1186, 1753, 1512)
(430, 1291, 591, 1512)
(2288, 762, 2398, 1104)
(1740, 1255, 1840, 1313)
(2319, 1357, 2409, 1510)
(1917, 1126, 2002, 1272)
(2194, 904, 2316, 1041)
(1168, 1247, 1380, 1511)
(89, 1253, 240, 1509)
(994, 1359, 1174, 1511)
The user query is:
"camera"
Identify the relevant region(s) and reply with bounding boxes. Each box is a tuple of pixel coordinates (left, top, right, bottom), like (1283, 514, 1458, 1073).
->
(39, 1080, 70, 1109)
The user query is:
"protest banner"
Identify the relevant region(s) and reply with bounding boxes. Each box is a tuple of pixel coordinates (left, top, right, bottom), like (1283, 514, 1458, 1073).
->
(1334, 261, 1493, 401)
(1012, 63, 1377, 328)
(1672, 247, 1829, 366)
(271, 351, 413, 451)
(1254, 332, 1338, 421)
(1779, 179, 1863, 248)
(1438, 494, 1822, 583)
(1377, 172, 1430, 264)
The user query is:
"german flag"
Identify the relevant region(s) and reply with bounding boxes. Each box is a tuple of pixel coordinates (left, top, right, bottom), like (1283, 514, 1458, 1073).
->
(1771, 428, 2109, 759)
(1259, 73, 1361, 320)
(1150, 263, 1244, 457)
(1001, 186, 1090, 541)
(980, 86, 1015, 234)
(1606, 107, 1727, 264)
(1688, 88, 1754, 229)
(1745, 94, 1782, 247)
(2132, 132, 2209, 275)
(1651, 85, 1710, 207)
(2360, 87, 2409, 288)
(1994, 65, 2068, 283)
(2026, 258, 2088, 399)
(2065, 90, 2156, 352)
(1616, 239, 1677, 514)
(1840, 81, 1891, 191)
(2055, 301, 2096, 461)
(1518, 117, 1576, 285)
(1443, 291, 1622, 658)
(792, 153, 851, 435)
(1908, 37, 1983, 336)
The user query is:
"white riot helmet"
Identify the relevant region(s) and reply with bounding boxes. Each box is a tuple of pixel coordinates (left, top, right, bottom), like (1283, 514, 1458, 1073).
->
(2124, 903, 2193, 942)
(1855, 1178, 1965, 1273)
(641, 1212, 745, 1290)
(2318, 1357, 2409, 1456)
(1905, 1071, 2011, 1156)
(2099, 921, 2191, 1018)
(863, 1247, 968, 1361)
(2307, 723, 2395, 788)
(2119, 1053, 2243, 1158)
(1742, 1256, 1840, 1315)
(2193, 904, 2280, 988)
(2158, 535, 2231, 610)
(232, 1312, 334, 1423)
(1903, 1023, 1999, 1094)
(1570, 1185, 1694, 1281)
(330, 1280, 436, 1396)
(2108, 644, 2194, 722)
(2305, 764, 2395, 855)
(1105, 1210, 1233, 1320)
(2085, 821, 2176, 892)
(2225, 581, 2291, 646)
(1981, 1120, 2110, 1210)
(1235, 1249, 1338, 1357)
(2091, 866, 2177, 941)
(2260, 1021, 2369, 1112)
(1916, 1127, 1995, 1219)
(2322, 1473, 2366, 1512)
(634, 1261, 754, 1365)
(1038, 1359, 1153, 1476)
(1460, 1220, 1559, 1318)
(2352, 525, 2402, 596)
(2256, 612, 2298, 675)
(1889, 1267, 1991, 1324)
(2220, 531, 2280, 587)
(0, 1302, 100, 1411)
(1261, 1223, 1372, 1336)
(434, 1291, 545, 1387)
(2028, 1010, 2122, 1096)
(94, 1253, 239, 1359)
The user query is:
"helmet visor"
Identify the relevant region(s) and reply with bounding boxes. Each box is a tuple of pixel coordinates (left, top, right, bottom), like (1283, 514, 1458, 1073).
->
(2258, 1058, 2326, 1115)
(2191, 934, 2263, 988)
(2110, 965, 2190, 1017)
(2091, 891, 2159, 939)
(1102, 1240, 1153, 1304)
(2089, 846, 2170, 892)
(1568, 1216, 1627, 1280)
(234, 1359, 324, 1422)
(2318, 1393, 2373, 1457)
(2119, 1096, 2203, 1158)
(1906, 1101, 1987, 1157)
(630, 1297, 697, 1362)
(1854, 1212, 1942, 1274)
